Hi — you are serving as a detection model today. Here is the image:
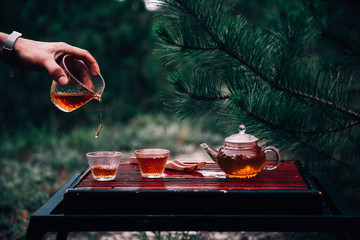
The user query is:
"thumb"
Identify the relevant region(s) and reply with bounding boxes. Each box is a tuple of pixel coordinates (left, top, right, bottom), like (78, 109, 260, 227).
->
(45, 60, 69, 86)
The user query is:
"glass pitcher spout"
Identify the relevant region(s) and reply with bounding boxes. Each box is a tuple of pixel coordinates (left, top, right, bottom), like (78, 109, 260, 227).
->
(200, 143, 218, 162)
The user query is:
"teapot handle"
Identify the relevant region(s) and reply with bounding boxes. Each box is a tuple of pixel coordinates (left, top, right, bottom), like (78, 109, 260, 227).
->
(263, 146, 281, 170)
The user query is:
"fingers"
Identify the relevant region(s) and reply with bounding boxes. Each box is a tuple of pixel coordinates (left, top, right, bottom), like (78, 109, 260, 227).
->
(66, 57, 94, 90)
(45, 59, 69, 86)
(80, 52, 101, 77)
(82, 53, 101, 77)
(41, 42, 100, 85)
(58, 43, 101, 76)
(57, 76, 68, 85)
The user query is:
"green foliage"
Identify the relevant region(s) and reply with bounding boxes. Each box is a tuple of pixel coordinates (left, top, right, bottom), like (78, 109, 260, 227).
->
(154, 0, 360, 208)
(0, 158, 56, 239)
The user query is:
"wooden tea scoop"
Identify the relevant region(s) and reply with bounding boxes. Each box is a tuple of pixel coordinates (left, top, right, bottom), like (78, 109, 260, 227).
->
(129, 157, 206, 173)
(167, 160, 206, 172)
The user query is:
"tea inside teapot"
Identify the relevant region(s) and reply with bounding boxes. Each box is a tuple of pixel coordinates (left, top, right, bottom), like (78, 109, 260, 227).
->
(201, 125, 281, 178)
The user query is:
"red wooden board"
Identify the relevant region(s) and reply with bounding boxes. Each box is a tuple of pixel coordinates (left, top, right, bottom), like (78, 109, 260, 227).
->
(74, 161, 309, 190)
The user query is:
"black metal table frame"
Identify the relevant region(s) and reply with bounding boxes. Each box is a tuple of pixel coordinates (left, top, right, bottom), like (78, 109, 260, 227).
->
(25, 172, 360, 240)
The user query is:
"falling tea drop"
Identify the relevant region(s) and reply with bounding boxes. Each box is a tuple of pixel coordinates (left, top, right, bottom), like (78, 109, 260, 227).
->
(95, 122, 102, 138)
(95, 99, 103, 138)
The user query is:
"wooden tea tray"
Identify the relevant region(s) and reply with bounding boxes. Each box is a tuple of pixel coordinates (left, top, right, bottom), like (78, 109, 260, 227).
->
(27, 161, 360, 239)
(63, 161, 323, 215)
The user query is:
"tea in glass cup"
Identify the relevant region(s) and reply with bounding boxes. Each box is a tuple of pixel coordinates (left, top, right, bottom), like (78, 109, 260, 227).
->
(50, 54, 105, 112)
(86, 151, 122, 181)
(135, 149, 170, 178)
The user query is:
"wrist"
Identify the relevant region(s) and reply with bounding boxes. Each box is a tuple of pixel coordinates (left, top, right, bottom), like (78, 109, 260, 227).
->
(2, 31, 22, 78)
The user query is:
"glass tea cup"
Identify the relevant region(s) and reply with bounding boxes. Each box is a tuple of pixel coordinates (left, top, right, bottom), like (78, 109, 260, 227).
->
(134, 149, 170, 178)
(86, 151, 122, 181)
(50, 54, 105, 112)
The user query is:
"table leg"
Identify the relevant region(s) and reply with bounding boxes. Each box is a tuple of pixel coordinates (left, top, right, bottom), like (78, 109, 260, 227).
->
(25, 222, 46, 240)
(26, 174, 81, 240)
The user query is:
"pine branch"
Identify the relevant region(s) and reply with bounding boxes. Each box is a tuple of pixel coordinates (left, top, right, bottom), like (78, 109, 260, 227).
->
(154, 23, 217, 50)
(275, 82, 360, 120)
(167, 72, 230, 101)
(156, 0, 360, 171)
(228, 81, 359, 136)
(236, 96, 359, 135)
(166, 0, 271, 86)
(169, 69, 359, 135)
(158, 0, 360, 121)
(155, 1, 360, 207)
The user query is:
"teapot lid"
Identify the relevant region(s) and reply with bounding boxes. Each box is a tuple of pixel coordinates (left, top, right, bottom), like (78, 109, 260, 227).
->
(225, 125, 258, 144)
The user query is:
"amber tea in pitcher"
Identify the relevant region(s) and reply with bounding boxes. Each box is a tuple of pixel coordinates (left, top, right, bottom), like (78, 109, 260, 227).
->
(50, 93, 101, 112)
(50, 54, 104, 112)
(50, 54, 105, 137)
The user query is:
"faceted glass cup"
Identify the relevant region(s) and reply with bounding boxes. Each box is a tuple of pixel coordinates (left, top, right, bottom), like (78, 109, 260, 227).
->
(86, 151, 122, 181)
(134, 149, 170, 178)
(50, 54, 105, 112)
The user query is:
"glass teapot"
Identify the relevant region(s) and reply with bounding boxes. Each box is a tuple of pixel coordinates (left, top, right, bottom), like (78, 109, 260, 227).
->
(200, 125, 281, 179)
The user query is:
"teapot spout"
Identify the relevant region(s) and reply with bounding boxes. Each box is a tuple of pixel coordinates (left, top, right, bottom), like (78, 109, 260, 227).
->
(200, 143, 218, 162)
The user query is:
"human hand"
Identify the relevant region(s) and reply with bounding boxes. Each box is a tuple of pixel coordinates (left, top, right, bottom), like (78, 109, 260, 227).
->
(12, 37, 100, 86)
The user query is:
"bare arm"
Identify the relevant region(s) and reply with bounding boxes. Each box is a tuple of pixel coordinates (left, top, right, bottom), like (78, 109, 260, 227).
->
(0, 32, 100, 85)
